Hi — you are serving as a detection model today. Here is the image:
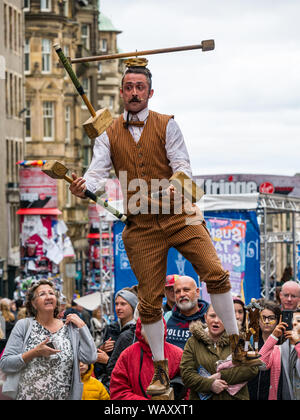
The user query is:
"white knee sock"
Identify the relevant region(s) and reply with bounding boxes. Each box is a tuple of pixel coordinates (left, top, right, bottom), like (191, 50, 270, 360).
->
(142, 319, 165, 361)
(210, 292, 239, 335)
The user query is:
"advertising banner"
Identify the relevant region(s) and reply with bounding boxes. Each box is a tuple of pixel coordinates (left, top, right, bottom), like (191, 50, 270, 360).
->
(113, 210, 261, 304)
(19, 167, 57, 209)
(200, 218, 246, 302)
(204, 210, 261, 303)
(195, 173, 300, 197)
(113, 222, 199, 292)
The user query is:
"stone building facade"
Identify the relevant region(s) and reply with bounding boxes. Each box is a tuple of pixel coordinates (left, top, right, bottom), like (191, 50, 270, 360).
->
(82, 10, 124, 175)
(0, 0, 25, 296)
(98, 12, 123, 117)
(23, 0, 123, 298)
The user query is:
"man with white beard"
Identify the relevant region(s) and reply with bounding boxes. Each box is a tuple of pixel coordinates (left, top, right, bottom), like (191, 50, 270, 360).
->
(166, 276, 209, 349)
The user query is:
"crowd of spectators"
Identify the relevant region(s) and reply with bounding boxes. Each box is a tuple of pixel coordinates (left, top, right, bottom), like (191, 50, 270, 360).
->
(0, 276, 299, 400)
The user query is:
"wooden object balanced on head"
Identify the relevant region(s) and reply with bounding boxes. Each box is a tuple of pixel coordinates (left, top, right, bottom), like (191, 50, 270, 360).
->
(70, 40, 215, 64)
(54, 39, 215, 137)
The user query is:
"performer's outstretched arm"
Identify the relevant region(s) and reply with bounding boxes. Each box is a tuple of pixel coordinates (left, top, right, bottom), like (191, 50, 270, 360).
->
(83, 132, 112, 195)
(165, 119, 193, 178)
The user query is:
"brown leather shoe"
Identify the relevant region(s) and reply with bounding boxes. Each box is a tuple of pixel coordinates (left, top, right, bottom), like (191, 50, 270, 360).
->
(146, 360, 170, 396)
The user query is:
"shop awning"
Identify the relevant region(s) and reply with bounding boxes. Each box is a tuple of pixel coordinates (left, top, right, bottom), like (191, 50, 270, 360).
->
(16, 208, 62, 216)
(87, 233, 100, 239)
(87, 232, 113, 239)
(74, 291, 111, 311)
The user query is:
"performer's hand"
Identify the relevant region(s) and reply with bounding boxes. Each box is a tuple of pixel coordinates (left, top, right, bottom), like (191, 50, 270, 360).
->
(69, 173, 87, 199)
(185, 203, 204, 226)
(165, 185, 176, 198)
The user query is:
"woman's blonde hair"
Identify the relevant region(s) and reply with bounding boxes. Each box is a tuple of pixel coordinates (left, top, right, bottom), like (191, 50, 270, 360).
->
(92, 307, 101, 319)
(17, 307, 28, 320)
(0, 300, 15, 322)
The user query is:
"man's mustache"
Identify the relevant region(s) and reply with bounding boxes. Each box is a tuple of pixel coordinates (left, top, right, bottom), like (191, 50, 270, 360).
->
(129, 96, 142, 103)
(179, 297, 190, 303)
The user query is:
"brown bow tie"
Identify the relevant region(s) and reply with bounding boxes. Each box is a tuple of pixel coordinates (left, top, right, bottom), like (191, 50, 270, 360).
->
(123, 120, 145, 128)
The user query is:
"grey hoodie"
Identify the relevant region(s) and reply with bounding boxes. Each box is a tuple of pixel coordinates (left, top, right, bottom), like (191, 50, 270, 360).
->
(0, 318, 97, 400)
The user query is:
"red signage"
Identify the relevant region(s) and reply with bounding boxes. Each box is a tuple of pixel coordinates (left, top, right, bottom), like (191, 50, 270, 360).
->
(259, 182, 275, 194)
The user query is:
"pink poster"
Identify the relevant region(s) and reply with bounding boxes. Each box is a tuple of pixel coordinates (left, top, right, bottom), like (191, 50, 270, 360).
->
(19, 167, 58, 209)
(201, 217, 247, 301)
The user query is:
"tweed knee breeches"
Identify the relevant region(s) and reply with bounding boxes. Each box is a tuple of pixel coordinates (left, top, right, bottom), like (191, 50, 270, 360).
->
(122, 213, 231, 324)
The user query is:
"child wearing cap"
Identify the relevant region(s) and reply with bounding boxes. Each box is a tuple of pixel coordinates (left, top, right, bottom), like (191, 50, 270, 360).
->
(163, 275, 178, 313)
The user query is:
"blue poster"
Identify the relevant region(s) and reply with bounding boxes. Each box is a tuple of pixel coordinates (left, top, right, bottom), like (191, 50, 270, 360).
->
(201, 218, 247, 301)
(113, 224, 139, 290)
(205, 210, 261, 304)
(113, 210, 261, 304)
(113, 222, 199, 293)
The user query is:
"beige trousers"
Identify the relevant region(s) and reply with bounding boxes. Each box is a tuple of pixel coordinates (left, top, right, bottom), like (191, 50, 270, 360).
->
(122, 213, 231, 324)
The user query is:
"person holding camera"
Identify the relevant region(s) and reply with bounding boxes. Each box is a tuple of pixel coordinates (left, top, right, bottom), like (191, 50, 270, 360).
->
(259, 310, 300, 400)
(0, 279, 97, 400)
(247, 300, 281, 400)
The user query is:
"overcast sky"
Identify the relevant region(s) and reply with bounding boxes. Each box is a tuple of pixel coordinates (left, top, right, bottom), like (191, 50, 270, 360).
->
(100, 0, 300, 177)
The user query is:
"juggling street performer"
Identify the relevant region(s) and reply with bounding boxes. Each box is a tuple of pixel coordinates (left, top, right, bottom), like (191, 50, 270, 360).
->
(70, 58, 245, 396)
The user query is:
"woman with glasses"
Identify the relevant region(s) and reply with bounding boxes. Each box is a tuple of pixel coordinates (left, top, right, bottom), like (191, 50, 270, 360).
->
(247, 300, 281, 400)
(0, 279, 97, 400)
(259, 309, 300, 400)
(259, 302, 282, 344)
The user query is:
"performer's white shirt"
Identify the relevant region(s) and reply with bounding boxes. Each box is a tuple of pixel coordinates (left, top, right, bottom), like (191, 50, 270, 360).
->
(83, 107, 193, 194)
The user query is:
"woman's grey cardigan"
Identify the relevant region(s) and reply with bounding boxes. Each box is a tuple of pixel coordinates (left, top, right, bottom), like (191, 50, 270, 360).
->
(0, 318, 97, 400)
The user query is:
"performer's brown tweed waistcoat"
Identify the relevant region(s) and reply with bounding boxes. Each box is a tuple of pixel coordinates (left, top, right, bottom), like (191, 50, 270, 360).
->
(107, 110, 174, 215)
(107, 110, 231, 324)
